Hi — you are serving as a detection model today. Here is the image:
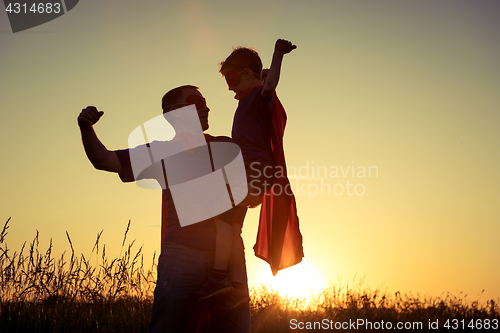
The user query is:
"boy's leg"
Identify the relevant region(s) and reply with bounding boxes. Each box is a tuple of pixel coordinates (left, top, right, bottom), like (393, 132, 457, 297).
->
(207, 219, 251, 328)
(195, 211, 234, 300)
(227, 206, 247, 285)
(224, 208, 250, 309)
(242, 191, 264, 208)
(208, 291, 251, 333)
(243, 158, 274, 208)
(213, 217, 233, 271)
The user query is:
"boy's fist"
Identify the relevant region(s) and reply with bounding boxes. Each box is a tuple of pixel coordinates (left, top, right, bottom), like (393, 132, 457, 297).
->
(275, 39, 297, 55)
(78, 106, 104, 128)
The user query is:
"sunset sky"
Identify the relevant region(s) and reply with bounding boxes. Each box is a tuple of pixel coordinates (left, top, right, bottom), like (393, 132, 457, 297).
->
(1, 0, 499, 302)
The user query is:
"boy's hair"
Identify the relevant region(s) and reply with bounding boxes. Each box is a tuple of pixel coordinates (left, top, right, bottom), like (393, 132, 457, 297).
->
(219, 47, 262, 79)
(161, 85, 199, 113)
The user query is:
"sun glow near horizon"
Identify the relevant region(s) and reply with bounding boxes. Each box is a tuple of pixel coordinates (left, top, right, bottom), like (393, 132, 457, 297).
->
(249, 259, 326, 303)
(1, 0, 499, 305)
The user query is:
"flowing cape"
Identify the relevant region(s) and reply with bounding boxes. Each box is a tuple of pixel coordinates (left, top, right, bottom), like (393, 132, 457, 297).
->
(254, 94, 304, 275)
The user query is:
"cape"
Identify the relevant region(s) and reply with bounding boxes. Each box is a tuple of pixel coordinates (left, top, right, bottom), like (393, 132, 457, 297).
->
(253, 94, 304, 275)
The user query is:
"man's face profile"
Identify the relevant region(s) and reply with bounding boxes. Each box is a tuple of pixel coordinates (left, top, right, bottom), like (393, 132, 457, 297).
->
(182, 89, 209, 131)
(167, 88, 210, 131)
(185, 94, 207, 111)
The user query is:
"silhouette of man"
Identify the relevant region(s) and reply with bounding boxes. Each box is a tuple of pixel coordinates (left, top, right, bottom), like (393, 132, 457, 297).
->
(77, 85, 251, 333)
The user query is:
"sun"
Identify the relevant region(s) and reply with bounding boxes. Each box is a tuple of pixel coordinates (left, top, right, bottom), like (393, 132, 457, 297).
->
(250, 259, 325, 301)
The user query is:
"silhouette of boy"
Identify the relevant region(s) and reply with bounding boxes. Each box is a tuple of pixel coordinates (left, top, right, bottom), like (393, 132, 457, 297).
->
(195, 40, 303, 308)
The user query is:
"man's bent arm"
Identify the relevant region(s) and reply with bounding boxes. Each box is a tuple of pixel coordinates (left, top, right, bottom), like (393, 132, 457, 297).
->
(78, 106, 122, 173)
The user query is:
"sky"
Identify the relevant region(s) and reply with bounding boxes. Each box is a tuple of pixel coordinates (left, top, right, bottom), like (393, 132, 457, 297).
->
(1, 0, 499, 303)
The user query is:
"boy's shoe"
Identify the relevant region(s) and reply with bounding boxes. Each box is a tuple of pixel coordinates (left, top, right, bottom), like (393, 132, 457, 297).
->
(208, 283, 249, 310)
(195, 273, 232, 300)
(225, 285, 250, 310)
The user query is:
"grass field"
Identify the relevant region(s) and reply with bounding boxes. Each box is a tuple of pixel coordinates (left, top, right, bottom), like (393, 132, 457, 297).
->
(1, 218, 498, 332)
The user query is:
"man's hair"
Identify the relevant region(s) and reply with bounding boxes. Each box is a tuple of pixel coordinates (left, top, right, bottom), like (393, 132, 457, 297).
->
(161, 85, 199, 113)
(219, 47, 262, 79)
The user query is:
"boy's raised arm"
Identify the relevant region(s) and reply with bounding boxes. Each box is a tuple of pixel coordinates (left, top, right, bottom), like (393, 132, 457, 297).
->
(262, 39, 296, 99)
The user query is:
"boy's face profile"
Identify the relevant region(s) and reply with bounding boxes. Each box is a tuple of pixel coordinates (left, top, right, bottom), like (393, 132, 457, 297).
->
(222, 67, 260, 94)
(222, 68, 242, 91)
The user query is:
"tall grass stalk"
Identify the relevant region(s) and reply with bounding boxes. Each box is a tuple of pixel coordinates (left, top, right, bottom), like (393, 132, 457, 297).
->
(1, 218, 498, 332)
(0, 217, 155, 332)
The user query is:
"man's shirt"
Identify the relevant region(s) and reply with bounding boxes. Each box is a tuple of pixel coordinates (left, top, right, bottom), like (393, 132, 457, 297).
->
(115, 135, 233, 250)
